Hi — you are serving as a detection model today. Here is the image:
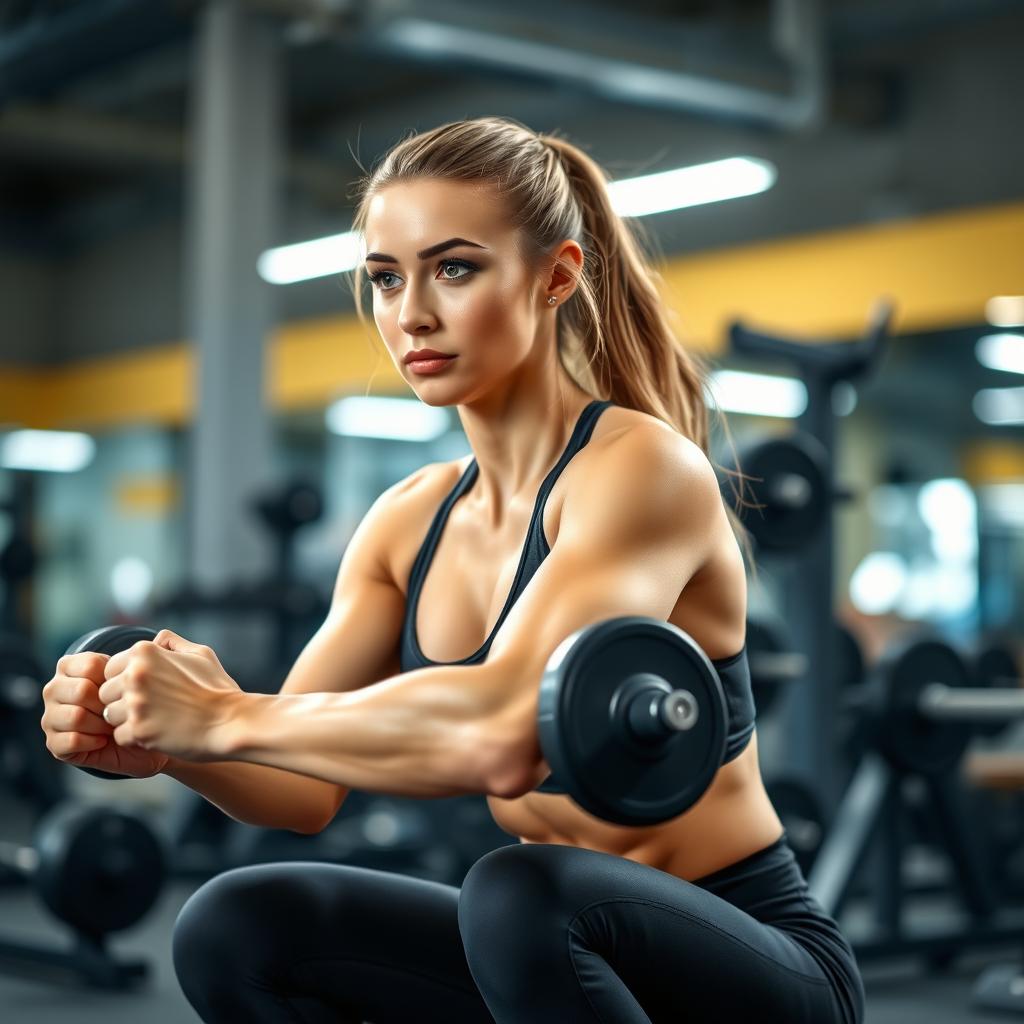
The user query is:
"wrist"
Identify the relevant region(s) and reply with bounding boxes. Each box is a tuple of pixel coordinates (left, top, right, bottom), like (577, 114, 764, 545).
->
(208, 691, 271, 760)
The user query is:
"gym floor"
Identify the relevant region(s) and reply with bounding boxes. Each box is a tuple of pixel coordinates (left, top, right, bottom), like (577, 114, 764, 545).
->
(0, 799, 1020, 1023)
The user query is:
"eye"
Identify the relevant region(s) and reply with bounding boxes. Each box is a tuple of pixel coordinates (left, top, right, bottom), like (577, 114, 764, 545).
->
(438, 259, 475, 281)
(367, 259, 478, 293)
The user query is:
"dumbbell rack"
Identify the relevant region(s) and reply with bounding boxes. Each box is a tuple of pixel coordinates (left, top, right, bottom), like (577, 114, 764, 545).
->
(808, 639, 1024, 964)
(807, 749, 1024, 962)
(0, 929, 148, 989)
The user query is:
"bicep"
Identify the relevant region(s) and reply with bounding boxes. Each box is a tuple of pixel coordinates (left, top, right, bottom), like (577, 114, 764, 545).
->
(484, 431, 725, 774)
(281, 483, 409, 700)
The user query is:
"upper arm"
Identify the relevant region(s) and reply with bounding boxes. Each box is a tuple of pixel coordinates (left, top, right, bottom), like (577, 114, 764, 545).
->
(482, 425, 728, 794)
(279, 479, 410, 702)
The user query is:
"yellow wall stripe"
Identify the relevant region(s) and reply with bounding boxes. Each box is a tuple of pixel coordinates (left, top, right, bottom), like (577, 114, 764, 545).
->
(664, 200, 1024, 346)
(2, 199, 1022, 433)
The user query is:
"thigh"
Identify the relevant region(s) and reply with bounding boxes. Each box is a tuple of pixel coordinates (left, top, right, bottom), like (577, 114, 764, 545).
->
(174, 861, 495, 1024)
(460, 843, 847, 1024)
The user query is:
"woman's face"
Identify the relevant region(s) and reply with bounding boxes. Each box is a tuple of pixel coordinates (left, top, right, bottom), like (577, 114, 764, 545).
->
(362, 179, 549, 405)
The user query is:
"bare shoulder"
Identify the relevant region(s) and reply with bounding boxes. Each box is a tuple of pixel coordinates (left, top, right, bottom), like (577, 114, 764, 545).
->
(581, 407, 720, 510)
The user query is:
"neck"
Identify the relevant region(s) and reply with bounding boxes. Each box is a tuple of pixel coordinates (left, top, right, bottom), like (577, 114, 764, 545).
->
(455, 367, 596, 528)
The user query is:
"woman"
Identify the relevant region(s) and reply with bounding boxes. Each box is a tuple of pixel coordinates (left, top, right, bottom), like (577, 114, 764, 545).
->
(43, 116, 864, 1023)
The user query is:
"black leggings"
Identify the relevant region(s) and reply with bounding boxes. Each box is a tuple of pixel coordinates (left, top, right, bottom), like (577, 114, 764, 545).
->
(172, 832, 864, 1024)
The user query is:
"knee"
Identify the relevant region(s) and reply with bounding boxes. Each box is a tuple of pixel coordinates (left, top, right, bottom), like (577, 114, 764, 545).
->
(459, 844, 566, 953)
(172, 865, 286, 986)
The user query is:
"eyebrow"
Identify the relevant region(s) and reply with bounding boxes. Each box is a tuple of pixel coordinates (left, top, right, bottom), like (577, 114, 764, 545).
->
(364, 237, 488, 264)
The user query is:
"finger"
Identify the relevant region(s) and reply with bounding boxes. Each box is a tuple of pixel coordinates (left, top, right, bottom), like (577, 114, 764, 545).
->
(101, 699, 126, 729)
(50, 732, 109, 760)
(97, 677, 124, 707)
(50, 703, 112, 736)
(154, 628, 208, 656)
(46, 675, 105, 715)
(105, 646, 135, 678)
(113, 721, 138, 748)
(56, 651, 109, 681)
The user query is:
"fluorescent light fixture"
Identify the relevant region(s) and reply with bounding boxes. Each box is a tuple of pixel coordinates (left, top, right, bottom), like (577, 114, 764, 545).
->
(974, 386, 1024, 426)
(976, 332, 1024, 374)
(258, 158, 776, 285)
(707, 370, 807, 418)
(325, 396, 449, 442)
(257, 231, 362, 285)
(1, 430, 96, 472)
(608, 157, 776, 218)
(986, 296, 1024, 328)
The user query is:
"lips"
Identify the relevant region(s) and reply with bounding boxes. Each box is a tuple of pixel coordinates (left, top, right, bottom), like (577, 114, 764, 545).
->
(404, 349, 454, 365)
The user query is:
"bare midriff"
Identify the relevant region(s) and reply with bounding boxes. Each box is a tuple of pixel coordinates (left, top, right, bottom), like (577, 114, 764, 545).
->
(389, 405, 784, 883)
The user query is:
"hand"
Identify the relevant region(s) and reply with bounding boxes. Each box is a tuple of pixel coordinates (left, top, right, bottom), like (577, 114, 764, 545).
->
(41, 651, 170, 779)
(98, 629, 247, 762)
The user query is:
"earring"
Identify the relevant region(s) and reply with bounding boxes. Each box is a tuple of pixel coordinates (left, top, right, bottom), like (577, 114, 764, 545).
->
(547, 296, 557, 306)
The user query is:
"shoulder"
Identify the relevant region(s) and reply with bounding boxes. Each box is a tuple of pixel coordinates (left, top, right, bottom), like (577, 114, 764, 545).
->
(562, 411, 724, 547)
(582, 410, 720, 509)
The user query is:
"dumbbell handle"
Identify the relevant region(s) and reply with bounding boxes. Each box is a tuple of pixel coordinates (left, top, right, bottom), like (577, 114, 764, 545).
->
(748, 651, 808, 682)
(767, 472, 812, 510)
(617, 674, 699, 742)
(919, 682, 1024, 722)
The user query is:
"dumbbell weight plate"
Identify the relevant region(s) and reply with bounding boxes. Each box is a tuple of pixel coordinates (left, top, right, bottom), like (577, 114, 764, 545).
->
(734, 435, 830, 552)
(66, 626, 159, 659)
(746, 617, 791, 717)
(835, 622, 866, 692)
(766, 777, 825, 872)
(33, 801, 166, 936)
(64, 626, 159, 781)
(881, 638, 977, 775)
(973, 642, 1021, 739)
(538, 617, 727, 827)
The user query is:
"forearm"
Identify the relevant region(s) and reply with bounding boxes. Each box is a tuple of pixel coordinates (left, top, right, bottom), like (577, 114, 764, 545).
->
(216, 662, 517, 798)
(162, 756, 344, 834)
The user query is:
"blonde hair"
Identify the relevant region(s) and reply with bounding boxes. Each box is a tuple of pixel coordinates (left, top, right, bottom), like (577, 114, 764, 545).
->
(346, 115, 754, 565)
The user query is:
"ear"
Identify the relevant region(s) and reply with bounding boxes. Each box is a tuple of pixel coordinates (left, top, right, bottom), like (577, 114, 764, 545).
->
(544, 239, 584, 303)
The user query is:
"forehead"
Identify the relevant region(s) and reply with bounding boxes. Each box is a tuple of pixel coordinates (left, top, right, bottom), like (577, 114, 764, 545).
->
(364, 179, 513, 249)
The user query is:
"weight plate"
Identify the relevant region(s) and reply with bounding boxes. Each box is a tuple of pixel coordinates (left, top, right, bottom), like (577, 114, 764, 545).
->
(835, 622, 866, 691)
(881, 638, 976, 775)
(65, 625, 158, 658)
(64, 626, 159, 781)
(33, 802, 167, 936)
(973, 642, 1021, 738)
(746, 617, 790, 717)
(539, 617, 727, 827)
(766, 777, 825, 872)
(735, 435, 830, 552)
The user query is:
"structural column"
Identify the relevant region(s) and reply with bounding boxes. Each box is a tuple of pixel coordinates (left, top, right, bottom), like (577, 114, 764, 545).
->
(183, 0, 281, 596)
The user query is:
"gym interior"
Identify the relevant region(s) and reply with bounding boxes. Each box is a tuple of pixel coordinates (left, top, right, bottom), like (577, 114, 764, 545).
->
(3, 1, 1024, 1021)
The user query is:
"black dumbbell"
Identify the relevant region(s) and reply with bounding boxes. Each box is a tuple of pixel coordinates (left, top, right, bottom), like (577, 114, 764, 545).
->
(536, 616, 728, 827)
(0, 800, 166, 987)
(61, 625, 159, 782)
(73, 618, 728, 830)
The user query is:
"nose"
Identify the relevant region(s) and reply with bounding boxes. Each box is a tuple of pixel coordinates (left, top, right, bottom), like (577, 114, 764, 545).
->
(397, 284, 439, 335)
